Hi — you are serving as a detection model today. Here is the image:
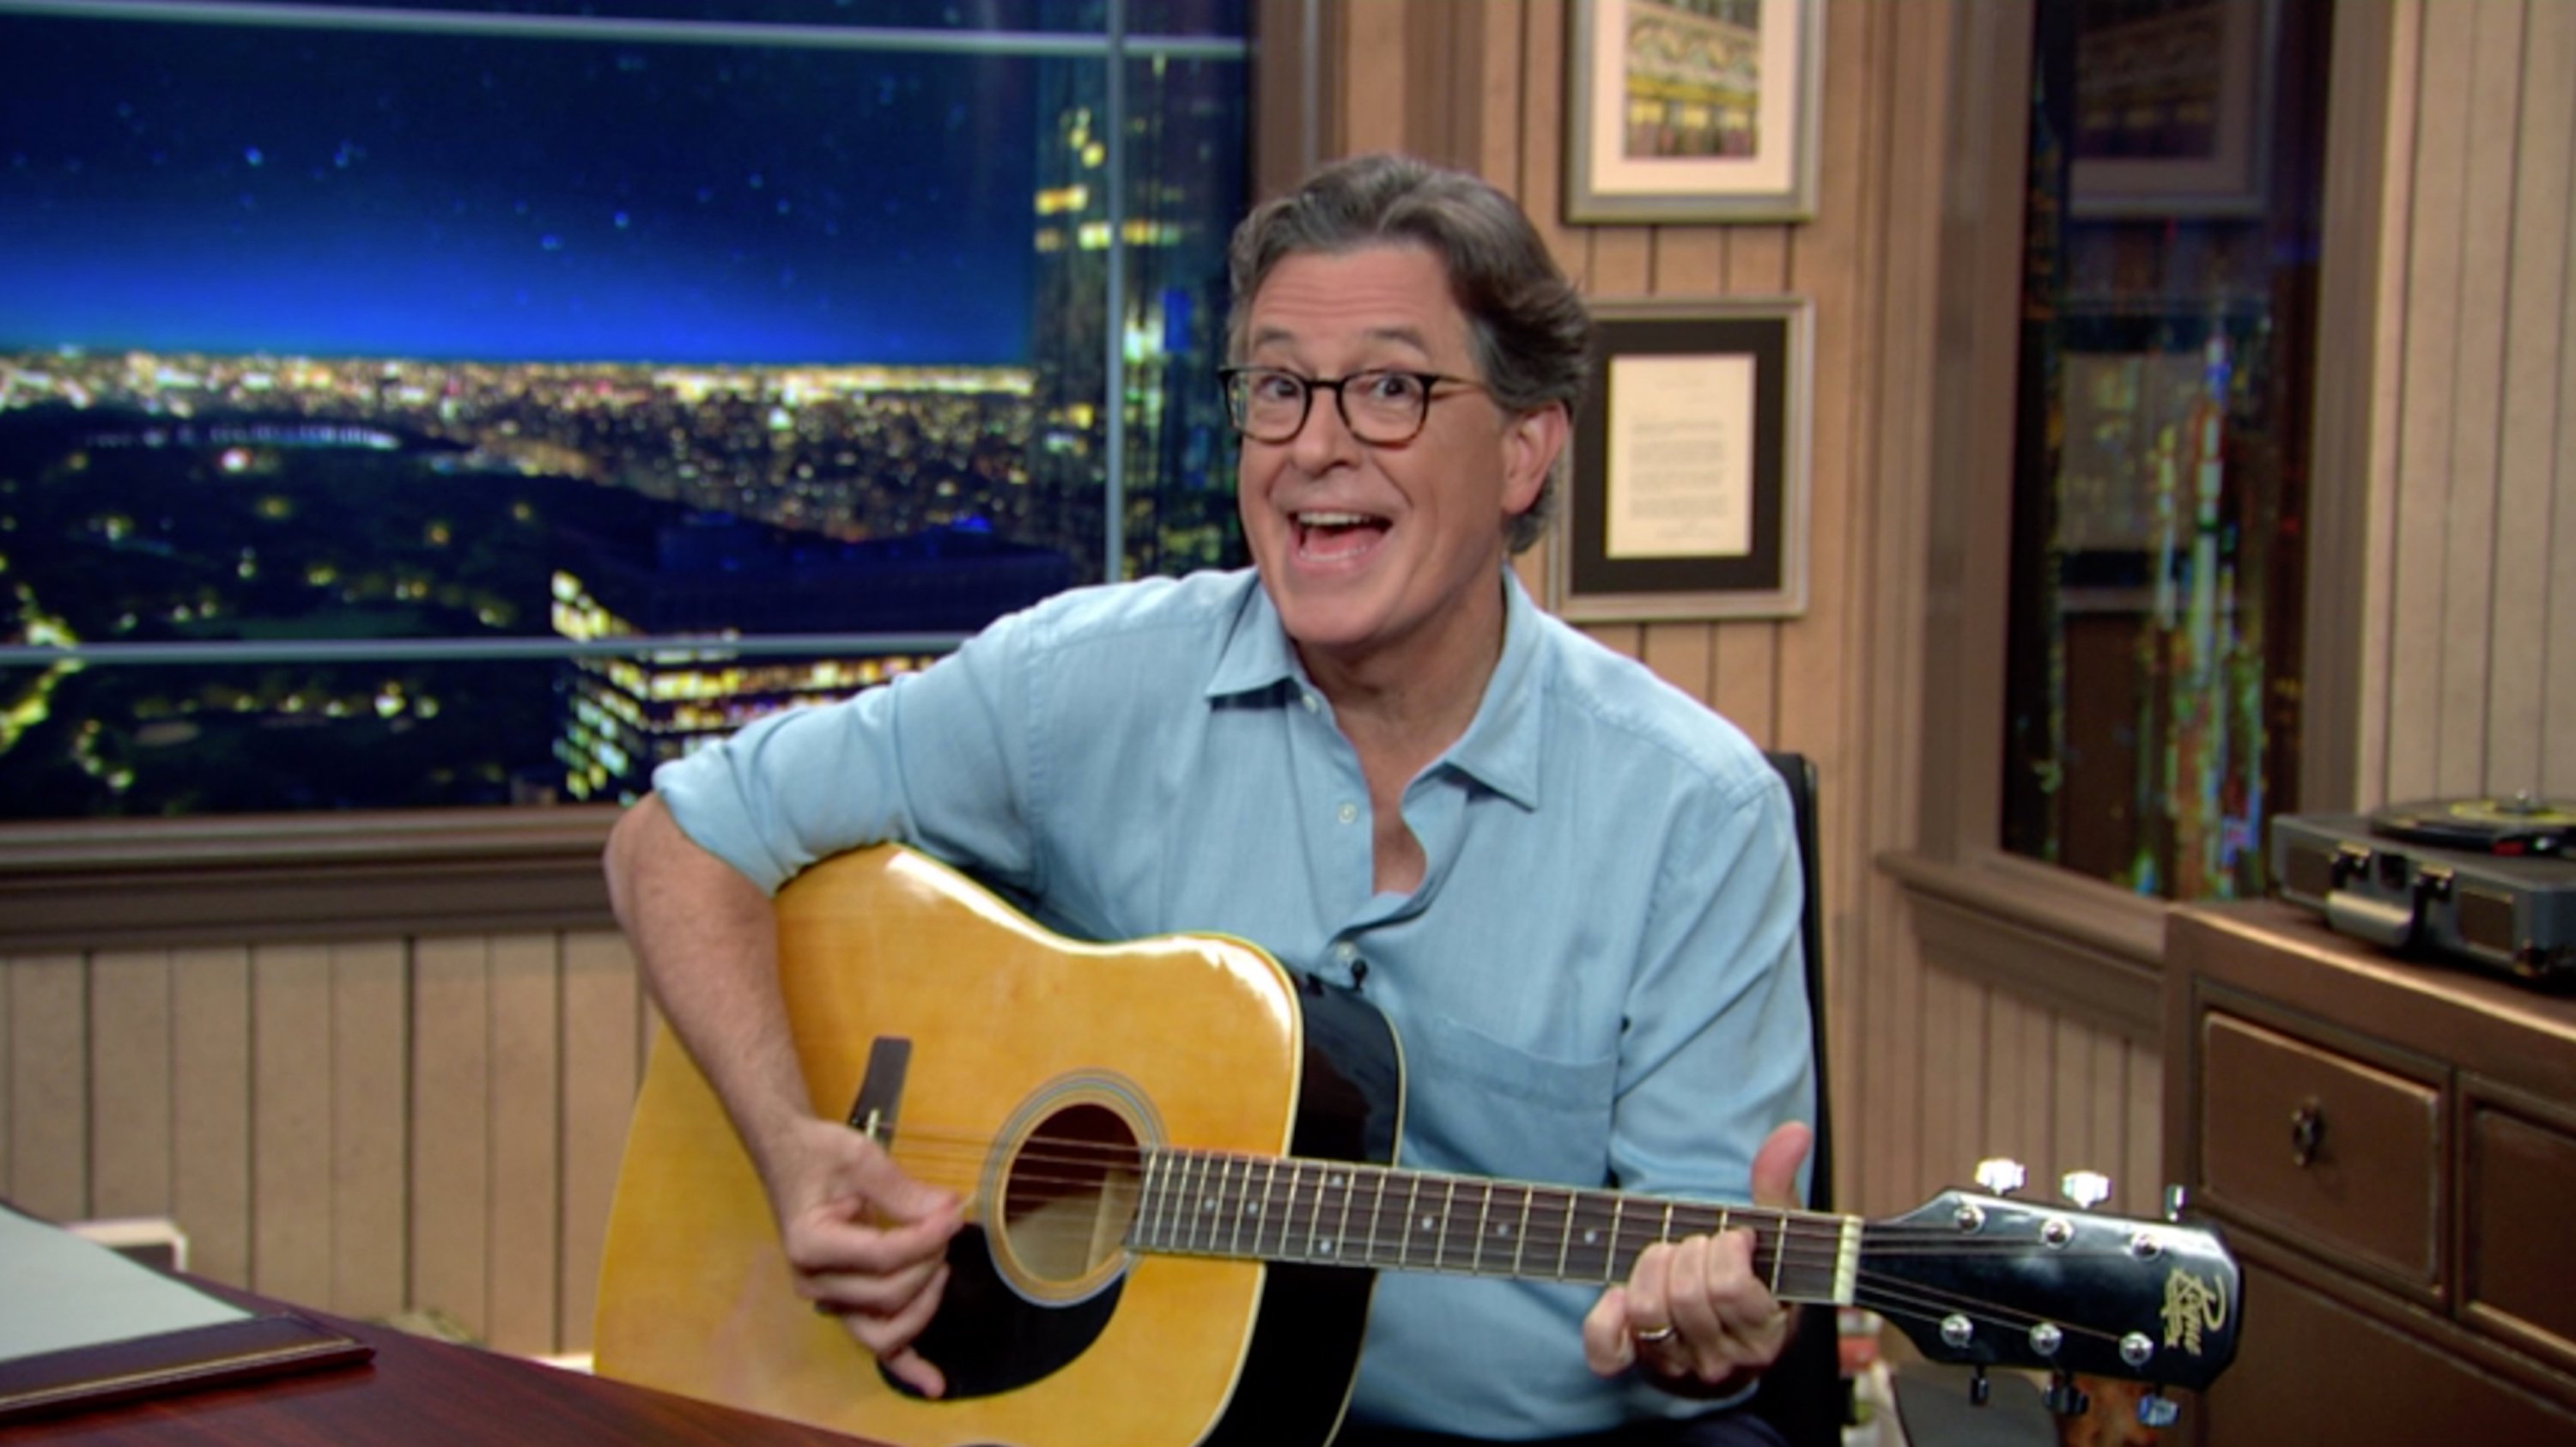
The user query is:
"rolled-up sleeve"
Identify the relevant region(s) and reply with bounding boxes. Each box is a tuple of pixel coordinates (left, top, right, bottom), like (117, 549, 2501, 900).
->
(651, 611, 1042, 894)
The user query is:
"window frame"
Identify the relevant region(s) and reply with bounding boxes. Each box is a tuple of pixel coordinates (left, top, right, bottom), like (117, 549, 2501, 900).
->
(0, 0, 1293, 945)
(1878, 0, 2391, 1035)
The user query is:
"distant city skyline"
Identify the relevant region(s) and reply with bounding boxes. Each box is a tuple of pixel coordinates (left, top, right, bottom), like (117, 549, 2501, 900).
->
(0, 9, 1065, 365)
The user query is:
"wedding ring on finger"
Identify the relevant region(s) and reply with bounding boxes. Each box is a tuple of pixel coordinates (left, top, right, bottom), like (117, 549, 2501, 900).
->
(1632, 1322, 1678, 1345)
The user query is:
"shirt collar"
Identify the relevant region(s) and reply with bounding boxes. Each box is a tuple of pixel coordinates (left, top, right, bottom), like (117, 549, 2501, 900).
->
(1204, 569, 1304, 699)
(1439, 568, 1545, 812)
(1201, 566, 1547, 813)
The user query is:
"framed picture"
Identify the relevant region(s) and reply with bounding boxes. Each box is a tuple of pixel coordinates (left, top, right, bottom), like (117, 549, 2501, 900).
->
(1564, 0, 1823, 225)
(2069, 0, 2276, 218)
(1547, 299, 1813, 622)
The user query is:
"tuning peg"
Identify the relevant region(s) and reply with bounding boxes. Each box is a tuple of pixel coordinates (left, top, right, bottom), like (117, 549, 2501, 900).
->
(2136, 1389, 2180, 1428)
(2041, 1371, 2091, 1418)
(1968, 1366, 1991, 1407)
(2060, 1170, 2111, 1209)
(2164, 1183, 2190, 1222)
(1974, 1158, 2028, 1195)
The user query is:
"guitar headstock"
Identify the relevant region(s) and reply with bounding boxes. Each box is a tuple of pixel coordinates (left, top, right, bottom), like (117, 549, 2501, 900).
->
(1867, 1179, 2239, 1397)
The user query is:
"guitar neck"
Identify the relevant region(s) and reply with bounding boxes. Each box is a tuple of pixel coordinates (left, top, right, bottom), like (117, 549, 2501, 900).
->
(1127, 1146, 1859, 1304)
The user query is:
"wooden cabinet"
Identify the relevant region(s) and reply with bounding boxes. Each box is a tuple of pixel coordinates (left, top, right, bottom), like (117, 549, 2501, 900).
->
(2163, 902, 2576, 1441)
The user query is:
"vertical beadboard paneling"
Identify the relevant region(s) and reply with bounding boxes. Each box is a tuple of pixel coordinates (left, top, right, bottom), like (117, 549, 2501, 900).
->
(1986, 992, 2057, 1188)
(1653, 228, 1725, 298)
(331, 941, 409, 1320)
(2383, 3, 2471, 803)
(1641, 624, 1716, 703)
(1337, 0, 1406, 154)
(2493, 0, 2574, 793)
(1519, 0, 1584, 289)
(486, 933, 562, 1357)
(1590, 226, 1652, 299)
(1711, 625, 1779, 747)
(2429, 0, 2523, 797)
(2050, 1015, 2097, 1192)
(559, 930, 642, 1355)
(412, 936, 493, 1337)
(1915, 964, 1982, 1201)
(88, 949, 172, 1218)
(2354, 0, 2573, 808)
(2123, 1047, 2164, 1220)
(9, 953, 88, 1221)
(2554, 166, 2576, 800)
(171, 946, 252, 1287)
(251, 943, 334, 1306)
(2087, 1033, 2130, 1212)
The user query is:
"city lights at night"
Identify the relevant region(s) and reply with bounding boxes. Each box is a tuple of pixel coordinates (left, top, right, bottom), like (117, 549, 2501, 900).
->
(0, 2, 1251, 818)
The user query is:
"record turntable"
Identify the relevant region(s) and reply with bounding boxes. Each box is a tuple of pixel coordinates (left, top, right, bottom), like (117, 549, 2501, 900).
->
(2273, 793, 2576, 988)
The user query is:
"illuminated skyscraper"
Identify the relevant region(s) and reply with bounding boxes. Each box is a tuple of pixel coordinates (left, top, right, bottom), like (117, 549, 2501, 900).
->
(1025, 52, 1247, 583)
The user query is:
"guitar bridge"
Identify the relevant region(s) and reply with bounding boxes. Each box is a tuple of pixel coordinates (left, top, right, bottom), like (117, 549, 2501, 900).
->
(848, 1037, 913, 1146)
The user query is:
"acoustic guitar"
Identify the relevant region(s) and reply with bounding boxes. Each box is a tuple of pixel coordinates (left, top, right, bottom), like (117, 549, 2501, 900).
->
(595, 844, 2239, 1447)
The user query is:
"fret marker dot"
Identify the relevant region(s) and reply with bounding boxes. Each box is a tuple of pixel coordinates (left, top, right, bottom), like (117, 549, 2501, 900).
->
(1244, 1203, 1259, 1215)
(1420, 1216, 1436, 1231)
(1315, 1239, 1333, 1255)
(1584, 1229, 1600, 1244)
(1202, 1199, 1217, 1213)
(1496, 1225, 1511, 1237)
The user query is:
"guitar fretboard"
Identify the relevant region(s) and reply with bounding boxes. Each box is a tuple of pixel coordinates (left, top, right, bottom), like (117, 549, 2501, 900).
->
(1127, 1147, 1859, 1304)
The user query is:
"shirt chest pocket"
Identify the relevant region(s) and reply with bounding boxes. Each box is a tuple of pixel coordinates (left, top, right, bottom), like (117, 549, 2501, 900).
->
(1394, 1011, 1617, 1189)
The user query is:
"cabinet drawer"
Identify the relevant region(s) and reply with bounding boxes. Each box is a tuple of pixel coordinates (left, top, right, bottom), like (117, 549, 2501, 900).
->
(2465, 1092, 2576, 1376)
(2202, 1259, 2576, 1446)
(2199, 1011, 2442, 1292)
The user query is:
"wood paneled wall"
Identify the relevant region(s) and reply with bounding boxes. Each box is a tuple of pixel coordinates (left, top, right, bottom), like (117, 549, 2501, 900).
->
(2347, 0, 2576, 806)
(1324, 0, 2167, 1219)
(1, 932, 646, 1359)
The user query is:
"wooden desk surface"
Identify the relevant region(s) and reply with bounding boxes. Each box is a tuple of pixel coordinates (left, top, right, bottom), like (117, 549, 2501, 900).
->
(0, 1284, 884, 1447)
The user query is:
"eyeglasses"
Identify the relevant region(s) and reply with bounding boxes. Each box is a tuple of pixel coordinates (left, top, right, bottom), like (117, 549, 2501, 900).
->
(1218, 367, 1488, 446)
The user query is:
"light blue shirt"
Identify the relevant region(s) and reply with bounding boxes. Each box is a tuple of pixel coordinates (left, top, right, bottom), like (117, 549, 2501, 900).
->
(655, 566, 1814, 1438)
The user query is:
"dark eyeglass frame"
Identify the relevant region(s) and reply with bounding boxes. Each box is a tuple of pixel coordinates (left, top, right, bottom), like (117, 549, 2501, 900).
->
(1217, 366, 1489, 446)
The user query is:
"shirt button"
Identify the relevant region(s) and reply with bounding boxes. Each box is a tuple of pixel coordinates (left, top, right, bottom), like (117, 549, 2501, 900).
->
(1336, 801, 1358, 824)
(1333, 940, 1358, 964)
(1303, 693, 1320, 713)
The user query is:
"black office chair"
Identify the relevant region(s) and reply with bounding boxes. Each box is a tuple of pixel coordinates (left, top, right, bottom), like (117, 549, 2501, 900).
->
(1747, 750, 1844, 1447)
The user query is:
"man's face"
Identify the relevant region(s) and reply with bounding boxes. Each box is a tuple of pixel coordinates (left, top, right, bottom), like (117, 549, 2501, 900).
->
(1234, 243, 1558, 678)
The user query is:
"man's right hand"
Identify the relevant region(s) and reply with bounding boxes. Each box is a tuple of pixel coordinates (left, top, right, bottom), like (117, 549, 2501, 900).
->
(762, 1115, 966, 1397)
(605, 797, 967, 1395)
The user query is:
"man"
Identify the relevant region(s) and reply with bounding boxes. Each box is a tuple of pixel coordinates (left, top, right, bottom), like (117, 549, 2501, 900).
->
(605, 153, 1814, 1446)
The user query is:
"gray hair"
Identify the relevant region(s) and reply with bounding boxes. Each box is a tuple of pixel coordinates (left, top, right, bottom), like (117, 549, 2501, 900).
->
(1225, 153, 1594, 555)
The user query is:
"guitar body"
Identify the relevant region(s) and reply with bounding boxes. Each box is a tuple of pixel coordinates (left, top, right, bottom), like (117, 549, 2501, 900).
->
(595, 845, 1400, 1447)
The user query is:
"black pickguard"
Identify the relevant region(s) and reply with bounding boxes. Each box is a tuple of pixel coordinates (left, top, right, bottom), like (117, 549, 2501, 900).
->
(878, 970, 1403, 1442)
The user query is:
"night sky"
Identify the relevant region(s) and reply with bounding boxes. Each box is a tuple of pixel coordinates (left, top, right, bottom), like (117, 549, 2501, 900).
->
(0, 9, 1093, 366)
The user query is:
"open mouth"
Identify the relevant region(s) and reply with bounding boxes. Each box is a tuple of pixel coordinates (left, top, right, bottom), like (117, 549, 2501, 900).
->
(1294, 509, 1390, 561)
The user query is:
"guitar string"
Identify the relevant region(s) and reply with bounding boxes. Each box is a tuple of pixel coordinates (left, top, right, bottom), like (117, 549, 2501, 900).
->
(834, 1133, 2183, 1271)
(834, 1128, 2179, 1262)
(799, 1133, 2188, 1352)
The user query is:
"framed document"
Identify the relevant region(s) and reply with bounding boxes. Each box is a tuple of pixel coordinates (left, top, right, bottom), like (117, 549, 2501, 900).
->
(1564, 0, 1824, 225)
(1548, 298, 1812, 622)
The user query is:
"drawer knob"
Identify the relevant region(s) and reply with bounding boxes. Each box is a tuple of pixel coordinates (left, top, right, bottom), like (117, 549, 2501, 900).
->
(2289, 1098, 2326, 1166)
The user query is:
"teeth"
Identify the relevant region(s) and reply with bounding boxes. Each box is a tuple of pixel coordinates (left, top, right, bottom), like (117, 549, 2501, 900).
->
(1298, 511, 1373, 527)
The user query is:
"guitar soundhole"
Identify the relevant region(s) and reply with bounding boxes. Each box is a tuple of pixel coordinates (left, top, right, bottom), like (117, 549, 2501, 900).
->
(996, 1101, 1143, 1298)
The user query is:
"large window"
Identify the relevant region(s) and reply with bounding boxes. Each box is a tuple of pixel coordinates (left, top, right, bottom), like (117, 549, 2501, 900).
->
(0, 0, 1249, 819)
(2000, 0, 2328, 902)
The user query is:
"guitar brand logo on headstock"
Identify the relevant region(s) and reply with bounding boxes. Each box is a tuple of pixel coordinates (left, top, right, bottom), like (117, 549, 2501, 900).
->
(2160, 1268, 2227, 1356)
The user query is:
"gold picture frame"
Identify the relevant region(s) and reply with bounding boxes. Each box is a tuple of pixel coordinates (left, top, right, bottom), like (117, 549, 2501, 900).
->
(1564, 0, 1824, 226)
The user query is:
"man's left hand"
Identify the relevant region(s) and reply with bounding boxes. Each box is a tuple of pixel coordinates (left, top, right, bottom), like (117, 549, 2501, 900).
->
(1580, 1120, 1812, 1392)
